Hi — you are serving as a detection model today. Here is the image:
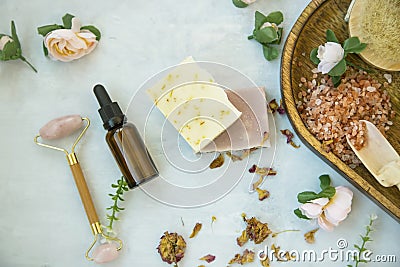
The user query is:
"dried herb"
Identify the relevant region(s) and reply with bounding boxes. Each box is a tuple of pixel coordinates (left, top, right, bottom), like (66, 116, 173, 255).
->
(280, 129, 300, 148)
(236, 230, 249, 247)
(239, 214, 272, 245)
(271, 244, 295, 262)
(271, 229, 300, 238)
(209, 153, 225, 169)
(304, 228, 319, 244)
(228, 249, 255, 265)
(260, 256, 270, 267)
(269, 99, 285, 114)
(226, 148, 258, 162)
(189, 222, 202, 238)
(106, 177, 129, 231)
(249, 164, 277, 190)
(199, 254, 216, 263)
(157, 232, 186, 266)
(255, 187, 270, 201)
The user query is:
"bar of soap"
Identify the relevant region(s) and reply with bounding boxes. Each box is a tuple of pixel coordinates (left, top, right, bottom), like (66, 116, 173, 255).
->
(201, 87, 270, 152)
(146, 57, 242, 153)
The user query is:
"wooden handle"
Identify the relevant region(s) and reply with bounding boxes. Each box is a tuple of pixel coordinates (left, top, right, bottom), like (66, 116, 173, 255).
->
(69, 162, 99, 225)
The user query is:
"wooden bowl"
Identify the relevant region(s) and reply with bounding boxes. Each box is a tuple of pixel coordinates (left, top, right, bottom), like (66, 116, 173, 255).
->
(349, 0, 400, 71)
(281, 0, 400, 222)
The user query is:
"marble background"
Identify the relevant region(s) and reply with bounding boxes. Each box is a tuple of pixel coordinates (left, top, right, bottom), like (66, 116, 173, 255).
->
(0, 0, 398, 266)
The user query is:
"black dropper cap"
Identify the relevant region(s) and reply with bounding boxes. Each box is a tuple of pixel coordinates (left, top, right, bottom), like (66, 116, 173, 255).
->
(93, 84, 126, 130)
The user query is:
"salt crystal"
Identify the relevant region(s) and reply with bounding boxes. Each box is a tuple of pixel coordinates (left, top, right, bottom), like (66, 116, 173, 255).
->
(366, 86, 376, 92)
(383, 74, 392, 84)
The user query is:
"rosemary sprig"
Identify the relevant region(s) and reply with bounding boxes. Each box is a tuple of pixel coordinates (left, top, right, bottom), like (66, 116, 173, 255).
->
(348, 214, 377, 267)
(106, 177, 129, 231)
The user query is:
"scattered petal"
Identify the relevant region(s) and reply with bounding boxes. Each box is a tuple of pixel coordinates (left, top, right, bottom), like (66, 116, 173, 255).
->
(236, 230, 249, 247)
(304, 228, 319, 244)
(199, 254, 216, 263)
(157, 232, 186, 265)
(277, 99, 286, 114)
(260, 256, 271, 267)
(243, 216, 272, 244)
(280, 129, 300, 148)
(189, 222, 202, 238)
(256, 187, 270, 201)
(228, 249, 255, 265)
(269, 99, 279, 113)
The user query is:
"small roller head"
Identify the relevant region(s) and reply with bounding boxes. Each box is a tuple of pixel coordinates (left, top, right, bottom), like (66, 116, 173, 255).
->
(39, 114, 83, 140)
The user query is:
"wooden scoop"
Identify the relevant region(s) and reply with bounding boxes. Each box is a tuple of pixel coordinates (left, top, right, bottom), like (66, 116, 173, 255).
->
(347, 120, 400, 190)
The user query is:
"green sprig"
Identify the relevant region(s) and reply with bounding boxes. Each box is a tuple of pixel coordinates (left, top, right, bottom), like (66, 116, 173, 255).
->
(348, 214, 377, 267)
(248, 11, 284, 61)
(0, 21, 37, 72)
(106, 177, 129, 231)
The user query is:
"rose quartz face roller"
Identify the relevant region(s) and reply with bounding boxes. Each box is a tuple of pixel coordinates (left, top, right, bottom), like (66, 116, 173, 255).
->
(34, 115, 122, 263)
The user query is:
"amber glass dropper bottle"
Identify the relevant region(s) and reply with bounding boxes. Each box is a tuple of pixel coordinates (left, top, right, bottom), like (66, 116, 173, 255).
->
(93, 84, 158, 189)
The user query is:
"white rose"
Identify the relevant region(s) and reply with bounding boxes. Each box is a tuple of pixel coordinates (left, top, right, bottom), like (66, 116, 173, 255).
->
(260, 22, 279, 31)
(242, 0, 257, 4)
(0, 35, 13, 51)
(44, 17, 98, 62)
(317, 42, 344, 74)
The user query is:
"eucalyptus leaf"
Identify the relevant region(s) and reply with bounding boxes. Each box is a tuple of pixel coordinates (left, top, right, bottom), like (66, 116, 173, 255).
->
(265, 11, 283, 25)
(81, 25, 101, 41)
(326, 29, 339, 43)
(328, 58, 346, 77)
(294, 208, 310, 220)
(37, 24, 63, 37)
(297, 191, 320, 203)
(232, 0, 248, 8)
(62, 13, 75, 29)
(319, 174, 331, 190)
(310, 48, 320, 65)
(262, 44, 279, 61)
(255, 27, 278, 44)
(255, 11, 268, 29)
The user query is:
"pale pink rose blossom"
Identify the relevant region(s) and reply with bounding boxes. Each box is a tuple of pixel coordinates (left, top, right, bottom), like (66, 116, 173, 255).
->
(44, 17, 98, 62)
(260, 22, 279, 31)
(242, 0, 257, 4)
(300, 186, 353, 231)
(317, 42, 344, 74)
(0, 35, 13, 50)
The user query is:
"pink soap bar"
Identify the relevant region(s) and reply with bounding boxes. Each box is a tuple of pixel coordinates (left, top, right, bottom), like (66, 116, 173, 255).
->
(39, 114, 83, 140)
(201, 87, 269, 152)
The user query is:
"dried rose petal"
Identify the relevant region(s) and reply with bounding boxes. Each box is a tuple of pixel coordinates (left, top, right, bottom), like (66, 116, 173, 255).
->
(304, 228, 319, 244)
(277, 99, 286, 114)
(280, 129, 300, 148)
(236, 230, 249, 247)
(241, 215, 272, 244)
(268, 99, 279, 113)
(249, 164, 257, 173)
(256, 187, 270, 201)
(271, 244, 295, 262)
(199, 254, 216, 263)
(189, 222, 202, 238)
(252, 176, 263, 190)
(228, 249, 255, 265)
(260, 256, 270, 267)
(209, 153, 225, 169)
(261, 132, 269, 146)
(157, 231, 186, 265)
(226, 148, 258, 162)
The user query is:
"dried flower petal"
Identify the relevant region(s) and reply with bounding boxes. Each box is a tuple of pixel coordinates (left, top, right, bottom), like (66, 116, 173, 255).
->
(252, 176, 263, 190)
(211, 216, 217, 223)
(260, 256, 270, 267)
(157, 231, 186, 265)
(236, 230, 249, 247)
(271, 229, 300, 238)
(209, 153, 225, 169)
(256, 187, 270, 201)
(189, 222, 202, 238)
(271, 244, 295, 262)
(304, 228, 319, 244)
(268, 99, 279, 113)
(280, 129, 300, 148)
(241, 215, 272, 244)
(228, 249, 255, 265)
(199, 254, 216, 263)
(226, 148, 258, 162)
(261, 132, 269, 146)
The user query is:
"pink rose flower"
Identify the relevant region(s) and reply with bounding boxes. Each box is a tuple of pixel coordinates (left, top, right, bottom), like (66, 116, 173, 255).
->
(300, 186, 353, 231)
(44, 17, 98, 62)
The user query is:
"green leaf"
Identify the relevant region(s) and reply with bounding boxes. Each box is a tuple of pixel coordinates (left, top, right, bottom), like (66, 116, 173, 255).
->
(294, 208, 310, 220)
(255, 27, 278, 44)
(319, 175, 331, 190)
(265, 11, 284, 25)
(62, 13, 75, 29)
(37, 24, 63, 36)
(81, 25, 101, 41)
(1, 40, 19, 60)
(10, 21, 21, 49)
(326, 29, 339, 43)
(262, 44, 279, 61)
(232, 0, 248, 8)
(297, 191, 319, 203)
(318, 186, 336, 199)
(111, 184, 119, 188)
(331, 75, 341, 87)
(255, 11, 268, 29)
(328, 58, 346, 77)
(42, 42, 48, 56)
(345, 42, 367, 54)
(310, 48, 320, 65)
(270, 27, 283, 45)
(343, 37, 360, 51)
(354, 244, 361, 250)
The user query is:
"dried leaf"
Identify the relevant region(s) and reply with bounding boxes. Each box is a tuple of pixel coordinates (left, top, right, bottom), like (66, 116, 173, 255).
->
(228, 249, 255, 265)
(209, 153, 225, 169)
(256, 187, 270, 201)
(157, 232, 186, 265)
(304, 228, 319, 244)
(189, 222, 202, 238)
(199, 254, 216, 263)
(236, 230, 249, 247)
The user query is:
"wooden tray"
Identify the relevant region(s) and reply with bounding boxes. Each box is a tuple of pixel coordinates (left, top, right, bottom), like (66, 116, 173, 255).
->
(281, 0, 400, 222)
